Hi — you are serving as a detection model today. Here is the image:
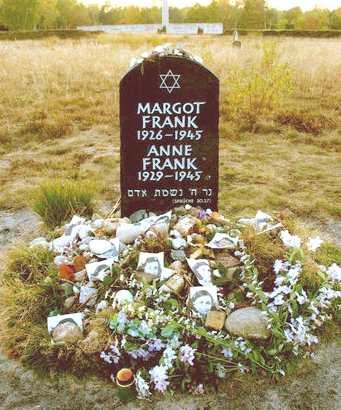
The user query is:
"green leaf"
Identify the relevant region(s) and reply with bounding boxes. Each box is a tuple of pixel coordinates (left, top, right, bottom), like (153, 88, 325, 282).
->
(103, 275, 114, 287)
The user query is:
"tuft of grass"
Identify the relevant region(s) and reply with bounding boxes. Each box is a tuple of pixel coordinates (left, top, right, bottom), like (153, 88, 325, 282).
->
(22, 116, 72, 141)
(315, 243, 341, 267)
(5, 245, 56, 283)
(32, 179, 96, 228)
(240, 226, 286, 291)
(300, 259, 324, 291)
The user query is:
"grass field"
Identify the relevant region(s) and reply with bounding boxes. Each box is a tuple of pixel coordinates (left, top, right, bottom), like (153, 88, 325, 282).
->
(0, 33, 340, 225)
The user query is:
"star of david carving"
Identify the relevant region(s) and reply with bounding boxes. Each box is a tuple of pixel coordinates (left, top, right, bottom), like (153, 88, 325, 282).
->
(160, 70, 181, 94)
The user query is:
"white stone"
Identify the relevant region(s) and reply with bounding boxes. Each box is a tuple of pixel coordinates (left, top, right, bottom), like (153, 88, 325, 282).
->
(52, 321, 83, 343)
(96, 300, 109, 313)
(225, 307, 270, 340)
(54, 255, 70, 266)
(116, 222, 148, 244)
(78, 225, 93, 240)
(89, 239, 113, 255)
(174, 216, 197, 236)
(30, 237, 49, 248)
(91, 219, 105, 230)
(113, 290, 133, 307)
(79, 286, 98, 305)
(69, 215, 85, 226)
(171, 237, 187, 250)
(79, 244, 89, 252)
(51, 235, 72, 253)
(170, 229, 182, 238)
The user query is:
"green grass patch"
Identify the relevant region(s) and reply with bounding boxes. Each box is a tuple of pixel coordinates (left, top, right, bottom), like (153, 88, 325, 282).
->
(32, 179, 96, 228)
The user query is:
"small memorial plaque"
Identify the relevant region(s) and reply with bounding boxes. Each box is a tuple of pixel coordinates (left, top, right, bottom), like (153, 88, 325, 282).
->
(120, 52, 219, 217)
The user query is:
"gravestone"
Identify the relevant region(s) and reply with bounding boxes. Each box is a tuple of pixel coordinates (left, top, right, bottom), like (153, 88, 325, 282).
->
(232, 31, 241, 48)
(120, 52, 219, 217)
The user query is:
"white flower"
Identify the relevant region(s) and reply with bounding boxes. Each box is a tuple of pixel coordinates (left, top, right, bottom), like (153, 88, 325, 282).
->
(307, 236, 323, 252)
(327, 263, 341, 282)
(287, 264, 302, 283)
(274, 259, 285, 274)
(296, 290, 308, 305)
(162, 346, 177, 368)
(221, 348, 233, 358)
(277, 285, 292, 295)
(280, 230, 301, 248)
(274, 275, 286, 286)
(274, 294, 285, 306)
(149, 365, 169, 393)
(179, 344, 196, 366)
(135, 371, 151, 399)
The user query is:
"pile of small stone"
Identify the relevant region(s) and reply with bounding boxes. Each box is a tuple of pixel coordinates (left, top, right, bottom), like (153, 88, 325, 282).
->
(32, 206, 278, 345)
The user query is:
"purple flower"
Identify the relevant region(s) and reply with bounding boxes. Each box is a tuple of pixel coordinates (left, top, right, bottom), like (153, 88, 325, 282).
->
(148, 338, 165, 353)
(179, 344, 196, 366)
(199, 209, 206, 219)
(100, 345, 121, 364)
(128, 348, 151, 361)
(149, 366, 169, 393)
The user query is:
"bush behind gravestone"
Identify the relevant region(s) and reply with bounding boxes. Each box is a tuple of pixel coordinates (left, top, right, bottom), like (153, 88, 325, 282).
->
(32, 179, 96, 228)
(226, 42, 294, 127)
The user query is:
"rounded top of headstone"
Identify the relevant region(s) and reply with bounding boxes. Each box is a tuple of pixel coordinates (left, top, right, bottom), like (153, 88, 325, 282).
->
(123, 44, 217, 84)
(129, 44, 203, 67)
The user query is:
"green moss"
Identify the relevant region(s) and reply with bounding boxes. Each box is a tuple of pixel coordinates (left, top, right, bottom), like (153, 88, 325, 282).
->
(315, 243, 341, 267)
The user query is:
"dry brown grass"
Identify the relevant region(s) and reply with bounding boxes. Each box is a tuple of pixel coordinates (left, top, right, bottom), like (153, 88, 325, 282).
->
(0, 34, 340, 221)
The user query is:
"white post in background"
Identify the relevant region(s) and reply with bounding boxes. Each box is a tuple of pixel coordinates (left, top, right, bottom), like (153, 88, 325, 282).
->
(162, 0, 169, 32)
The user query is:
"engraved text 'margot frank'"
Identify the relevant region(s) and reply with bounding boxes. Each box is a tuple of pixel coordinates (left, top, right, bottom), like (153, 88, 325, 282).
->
(120, 53, 219, 216)
(160, 70, 181, 94)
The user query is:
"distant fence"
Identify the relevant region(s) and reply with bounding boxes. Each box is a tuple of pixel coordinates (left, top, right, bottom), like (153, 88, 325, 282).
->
(78, 23, 224, 35)
(224, 29, 341, 38)
(0, 28, 340, 42)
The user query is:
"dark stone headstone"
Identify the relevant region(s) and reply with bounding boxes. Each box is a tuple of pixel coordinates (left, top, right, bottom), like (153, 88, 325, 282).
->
(120, 53, 219, 217)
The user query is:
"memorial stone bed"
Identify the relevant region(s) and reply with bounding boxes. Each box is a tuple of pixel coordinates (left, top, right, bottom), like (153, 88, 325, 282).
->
(0, 46, 340, 402)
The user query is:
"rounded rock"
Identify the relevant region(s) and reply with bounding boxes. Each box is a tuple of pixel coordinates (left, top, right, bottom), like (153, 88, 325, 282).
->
(52, 321, 83, 344)
(225, 307, 270, 340)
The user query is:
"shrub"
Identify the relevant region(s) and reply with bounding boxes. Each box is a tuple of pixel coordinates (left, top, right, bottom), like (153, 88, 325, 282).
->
(226, 42, 294, 126)
(32, 179, 96, 228)
(276, 110, 335, 135)
(23, 117, 72, 140)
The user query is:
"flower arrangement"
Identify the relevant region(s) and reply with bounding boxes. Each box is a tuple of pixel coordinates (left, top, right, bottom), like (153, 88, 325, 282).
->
(0, 205, 340, 402)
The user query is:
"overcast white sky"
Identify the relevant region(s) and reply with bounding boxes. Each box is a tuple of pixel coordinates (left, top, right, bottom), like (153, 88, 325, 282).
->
(80, 0, 341, 11)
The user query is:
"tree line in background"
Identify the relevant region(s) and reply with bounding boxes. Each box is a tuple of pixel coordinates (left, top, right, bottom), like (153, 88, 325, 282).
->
(0, 0, 341, 31)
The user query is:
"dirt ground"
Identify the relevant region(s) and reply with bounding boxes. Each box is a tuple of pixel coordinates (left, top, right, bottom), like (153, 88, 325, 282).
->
(0, 342, 340, 410)
(0, 209, 340, 410)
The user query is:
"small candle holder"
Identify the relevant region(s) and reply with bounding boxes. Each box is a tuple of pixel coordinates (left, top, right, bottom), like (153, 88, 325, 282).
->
(116, 368, 135, 388)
